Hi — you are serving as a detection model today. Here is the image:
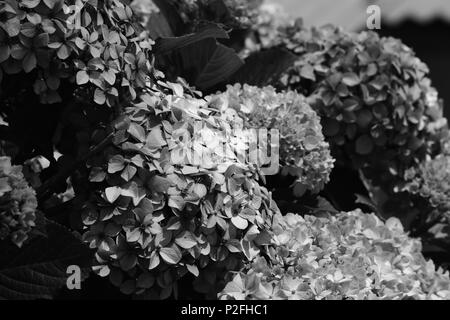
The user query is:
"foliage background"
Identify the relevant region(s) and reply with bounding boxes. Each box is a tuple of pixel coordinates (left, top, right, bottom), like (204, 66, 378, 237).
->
(1, 0, 450, 300)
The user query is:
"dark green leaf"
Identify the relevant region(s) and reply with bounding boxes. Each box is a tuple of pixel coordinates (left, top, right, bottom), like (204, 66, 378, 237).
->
(355, 194, 378, 213)
(147, 11, 174, 39)
(172, 38, 243, 90)
(0, 219, 94, 299)
(152, 0, 186, 36)
(154, 23, 228, 54)
(229, 47, 297, 87)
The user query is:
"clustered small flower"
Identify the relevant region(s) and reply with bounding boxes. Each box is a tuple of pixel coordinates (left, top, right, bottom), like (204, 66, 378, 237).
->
(276, 24, 448, 188)
(166, 0, 263, 30)
(83, 83, 280, 298)
(0, 157, 38, 247)
(0, 0, 154, 105)
(403, 154, 450, 215)
(220, 210, 450, 300)
(221, 0, 263, 26)
(130, 0, 160, 29)
(243, 2, 293, 56)
(209, 84, 334, 194)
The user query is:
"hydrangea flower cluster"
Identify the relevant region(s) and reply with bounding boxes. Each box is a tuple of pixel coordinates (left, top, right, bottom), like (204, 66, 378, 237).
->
(151, 0, 262, 31)
(403, 154, 450, 215)
(0, 0, 154, 105)
(129, 0, 160, 30)
(220, 210, 450, 300)
(82, 83, 280, 299)
(217, 0, 263, 27)
(0, 156, 38, 247)
(243, 1, 292, 55)
(277, 24, 448, 188)
(208, 84, 334, 195)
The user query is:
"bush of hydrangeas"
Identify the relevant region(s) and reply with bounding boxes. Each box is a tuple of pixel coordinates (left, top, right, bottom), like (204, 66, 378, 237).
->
(131, 0, 263, 35)
(174, 0, 263, 30)
(82, 82, 280, 298)
(0, 0, 282, 299)
(208, 84, 334, 195)
(275, 24, 448, 189)
(243, 1, 292, 55)
(0, 0, 154, 105)
(403, 154, 450, 216)
(220, 210, 450, 300)
(0, 156, 38, 247)
(2, 0, 450, 301)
